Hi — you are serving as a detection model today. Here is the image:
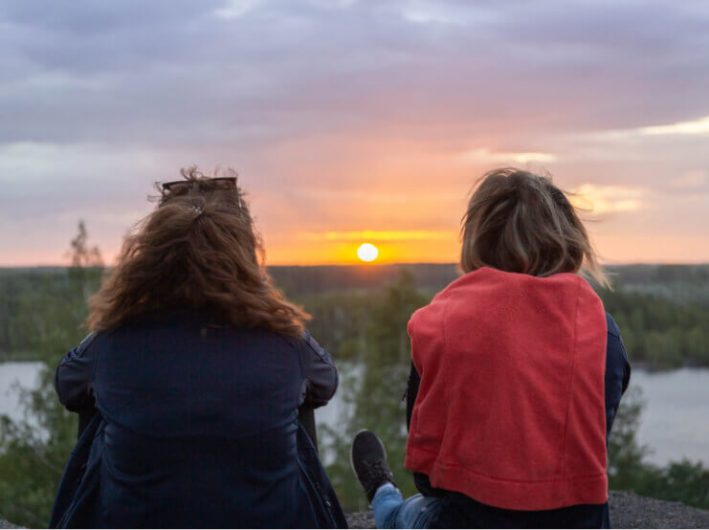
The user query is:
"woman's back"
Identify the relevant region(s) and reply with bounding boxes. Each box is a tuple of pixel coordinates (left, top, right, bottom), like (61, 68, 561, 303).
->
(406, 267, 608, 511)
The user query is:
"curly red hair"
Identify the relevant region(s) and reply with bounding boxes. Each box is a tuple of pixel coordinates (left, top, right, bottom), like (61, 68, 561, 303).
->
(87, 167, 309, 337)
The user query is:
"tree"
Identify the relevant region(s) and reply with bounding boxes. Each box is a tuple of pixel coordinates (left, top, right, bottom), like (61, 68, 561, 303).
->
(608, 386, 651, 490)
(607, 386, 709, 510)
(0, 222, 102, 527)
(66, 221, 103, 270)
(321, 271, 428, 510)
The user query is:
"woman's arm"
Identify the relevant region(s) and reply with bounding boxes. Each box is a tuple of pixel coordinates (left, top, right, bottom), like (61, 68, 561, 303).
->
(605, 313, 632, 435)
(405, 362, 420, 431)
(299, 331, 338, 408)
(54, 333, 98, 413)
(405, 362, 446, 497)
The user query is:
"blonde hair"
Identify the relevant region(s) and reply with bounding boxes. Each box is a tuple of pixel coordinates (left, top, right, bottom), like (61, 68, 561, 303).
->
(460, 168, 608, 287)
(88, 167, 309, 337)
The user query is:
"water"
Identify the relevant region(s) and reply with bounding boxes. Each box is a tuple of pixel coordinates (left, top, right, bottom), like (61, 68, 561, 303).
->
(2, 361, 708, 466)
(0, 361, 43, 421)
(628, 368, 709, 466)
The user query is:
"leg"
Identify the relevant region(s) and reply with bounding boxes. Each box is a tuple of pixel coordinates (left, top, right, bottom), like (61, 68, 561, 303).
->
(371, 483, 441, 529)
(352, 431, 442, 528)
(370, 483, 404, 528)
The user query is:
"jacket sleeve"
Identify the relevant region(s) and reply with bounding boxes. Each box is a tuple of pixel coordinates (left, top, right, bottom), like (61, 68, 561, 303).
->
(299, 331, 338, 409)
(405, 362, 420, 431)
(605, 313, 631, 435)
(55, 332, 99, 413)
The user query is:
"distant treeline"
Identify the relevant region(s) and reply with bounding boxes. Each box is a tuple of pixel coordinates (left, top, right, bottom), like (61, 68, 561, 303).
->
(1, 264, 708, 369)
(279, 263, 709, 369)
(0, 267, 102, 359)
(600, 289, 709, 368)
(605, 264, 709, 308)
(271, 263, 709, 302)
(269, 263, 458, 296)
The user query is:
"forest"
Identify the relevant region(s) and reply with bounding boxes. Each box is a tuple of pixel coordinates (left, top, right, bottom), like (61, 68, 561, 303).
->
(3, 263, 709, 369)
(0, 228, 708, 525)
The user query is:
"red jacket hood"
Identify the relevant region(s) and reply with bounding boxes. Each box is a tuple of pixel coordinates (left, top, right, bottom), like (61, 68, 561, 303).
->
(405, 266, 608, 510)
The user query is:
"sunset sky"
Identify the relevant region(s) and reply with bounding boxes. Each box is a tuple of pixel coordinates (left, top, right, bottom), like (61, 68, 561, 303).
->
(1, 0, 708, 266)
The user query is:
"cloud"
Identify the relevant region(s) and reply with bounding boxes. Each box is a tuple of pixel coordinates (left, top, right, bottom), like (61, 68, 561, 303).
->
(400, 2, 498, 26)
(591, 115, 709, 142)
(639, 116, 709, 136)
(2, 0, 709, 149)
(669, 170, 707, 190)
(214, 0, 264, 19)
(570, 184, 648, 215)
(302, 230, 452, 241)
(461, 148, 558, 165)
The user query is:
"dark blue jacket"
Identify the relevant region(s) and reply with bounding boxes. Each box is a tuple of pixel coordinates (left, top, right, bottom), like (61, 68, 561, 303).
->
(50, 309, 347, 529)
(406, 313, 631, 528)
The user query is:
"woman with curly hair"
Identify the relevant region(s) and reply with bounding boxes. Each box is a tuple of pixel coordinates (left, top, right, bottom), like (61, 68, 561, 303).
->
(51, 168, 346, 528)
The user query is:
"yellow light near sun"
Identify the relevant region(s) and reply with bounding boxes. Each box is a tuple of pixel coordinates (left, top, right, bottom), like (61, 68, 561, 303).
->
(357, 243, 379, 263)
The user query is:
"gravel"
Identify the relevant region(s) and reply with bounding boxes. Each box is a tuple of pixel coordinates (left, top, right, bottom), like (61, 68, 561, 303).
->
(609, 491, 709, 529)
(346, 491, 709, 528)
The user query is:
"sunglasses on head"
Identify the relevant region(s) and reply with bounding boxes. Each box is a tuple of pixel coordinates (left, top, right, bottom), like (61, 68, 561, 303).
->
(161, 176, 237, 192)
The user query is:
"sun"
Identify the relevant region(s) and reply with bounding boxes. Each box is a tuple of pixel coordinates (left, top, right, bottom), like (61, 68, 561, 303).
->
(357, 243, 379, 263)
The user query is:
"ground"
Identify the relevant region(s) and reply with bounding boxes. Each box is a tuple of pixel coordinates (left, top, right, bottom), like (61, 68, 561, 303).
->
(2, 490, 709, 528)
(346, 491, 709, 529)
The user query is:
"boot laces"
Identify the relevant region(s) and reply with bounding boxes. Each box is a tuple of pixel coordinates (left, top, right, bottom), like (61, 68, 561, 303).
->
(362, 459, 391, 483)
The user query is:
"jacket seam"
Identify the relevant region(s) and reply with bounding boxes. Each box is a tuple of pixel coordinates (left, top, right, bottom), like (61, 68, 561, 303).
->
(559, 277, 582, 477)
(440, 297, 452, 447)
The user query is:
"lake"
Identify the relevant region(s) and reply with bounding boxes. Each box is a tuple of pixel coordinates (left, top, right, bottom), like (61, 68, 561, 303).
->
(1, 361, 707, 466)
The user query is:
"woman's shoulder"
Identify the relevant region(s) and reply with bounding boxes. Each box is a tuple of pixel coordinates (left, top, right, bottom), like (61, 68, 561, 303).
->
(97, 309, 301, 351)
(605, 312, 622, 338)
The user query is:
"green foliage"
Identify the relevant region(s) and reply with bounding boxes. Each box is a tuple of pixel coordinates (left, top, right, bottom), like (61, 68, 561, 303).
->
(320, 271, 429, 511)
(608, 387, 651, 489)
(294, 291, 379, 361)
(599, 288, 709, 368)
(4, 264, 709, 369)
(608, 388, 709, 509)
(0, 222, 102, 527)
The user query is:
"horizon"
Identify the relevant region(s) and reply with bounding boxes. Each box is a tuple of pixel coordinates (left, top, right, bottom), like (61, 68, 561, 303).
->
(2, 260, 709, 270)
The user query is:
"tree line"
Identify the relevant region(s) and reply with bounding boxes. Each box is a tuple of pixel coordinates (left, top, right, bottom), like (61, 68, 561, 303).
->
(3, 266, 709, 369)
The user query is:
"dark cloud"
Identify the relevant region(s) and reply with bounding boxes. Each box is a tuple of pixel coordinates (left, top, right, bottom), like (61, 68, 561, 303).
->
(2, 0, 708, 146)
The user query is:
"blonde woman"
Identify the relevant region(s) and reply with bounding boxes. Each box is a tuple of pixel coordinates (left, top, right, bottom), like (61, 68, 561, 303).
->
(351, 168, 631, 528)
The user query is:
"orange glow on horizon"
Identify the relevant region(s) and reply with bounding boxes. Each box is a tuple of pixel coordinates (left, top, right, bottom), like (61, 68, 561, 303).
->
(4, 232, 709, 268)
(261, 229, 461, 266)
(4, 224, 709, 267)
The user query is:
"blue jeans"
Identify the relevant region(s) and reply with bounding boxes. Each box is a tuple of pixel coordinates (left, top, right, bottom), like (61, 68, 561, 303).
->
(371, 483, 442, 529)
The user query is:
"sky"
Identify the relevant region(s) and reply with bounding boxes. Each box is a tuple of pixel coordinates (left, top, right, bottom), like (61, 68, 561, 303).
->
(1, 0, 708, 266)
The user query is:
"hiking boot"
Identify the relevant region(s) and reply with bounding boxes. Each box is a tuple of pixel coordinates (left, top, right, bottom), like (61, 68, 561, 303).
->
(350, 430, 396, 502)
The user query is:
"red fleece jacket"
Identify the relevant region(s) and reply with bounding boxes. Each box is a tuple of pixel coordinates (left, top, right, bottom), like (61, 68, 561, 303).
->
(405, 267, 608, 510)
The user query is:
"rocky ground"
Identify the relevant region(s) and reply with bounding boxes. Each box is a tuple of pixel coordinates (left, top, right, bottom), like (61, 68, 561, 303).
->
(2, 491, 709, 528)
(346, 491, 709, 529)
